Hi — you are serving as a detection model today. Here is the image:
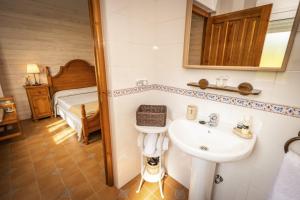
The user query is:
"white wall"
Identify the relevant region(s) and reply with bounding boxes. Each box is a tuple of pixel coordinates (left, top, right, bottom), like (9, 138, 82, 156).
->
(195, 0, 218, 11)
(0, 0, 94, 119)
(101, 0, 157, 188)
(216, 0, 299, 20)
(102, 1, 300, 199)
(0, 84, 3, 97)
(256, 0, 299, 20)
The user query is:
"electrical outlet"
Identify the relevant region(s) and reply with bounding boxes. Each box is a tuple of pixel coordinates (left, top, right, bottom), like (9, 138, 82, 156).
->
(136, 79, 148, 86)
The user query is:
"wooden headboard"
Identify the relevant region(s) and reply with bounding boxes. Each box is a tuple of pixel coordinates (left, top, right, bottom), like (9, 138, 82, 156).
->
(46, 59, 97, 96)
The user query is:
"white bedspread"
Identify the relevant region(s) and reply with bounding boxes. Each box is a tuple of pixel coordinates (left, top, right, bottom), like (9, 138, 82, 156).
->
(53, 86, 98, 140)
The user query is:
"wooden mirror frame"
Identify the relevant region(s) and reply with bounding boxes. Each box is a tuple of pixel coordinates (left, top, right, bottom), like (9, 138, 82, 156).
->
(183, 0, 300, 72)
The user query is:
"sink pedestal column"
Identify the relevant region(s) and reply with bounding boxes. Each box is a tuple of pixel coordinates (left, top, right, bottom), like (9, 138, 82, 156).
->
(189, 158, 216, 200)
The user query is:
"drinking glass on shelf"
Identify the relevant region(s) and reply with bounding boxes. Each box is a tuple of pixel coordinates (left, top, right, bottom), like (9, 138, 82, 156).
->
(222, 76, 229, 87)
(216, 77, 222, 87)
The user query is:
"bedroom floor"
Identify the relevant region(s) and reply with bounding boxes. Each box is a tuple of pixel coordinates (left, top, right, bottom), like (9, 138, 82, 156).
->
(0, 117, 188, 200)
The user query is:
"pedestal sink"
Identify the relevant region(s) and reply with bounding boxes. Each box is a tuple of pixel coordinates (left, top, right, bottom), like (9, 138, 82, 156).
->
(168, 119, 257, 200)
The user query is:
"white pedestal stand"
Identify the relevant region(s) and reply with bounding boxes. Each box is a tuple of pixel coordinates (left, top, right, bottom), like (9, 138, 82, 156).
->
(189, 157, 216, 200)
(135, 120, 170, 199)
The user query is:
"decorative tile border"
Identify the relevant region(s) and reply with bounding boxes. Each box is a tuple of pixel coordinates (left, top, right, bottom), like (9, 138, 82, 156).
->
(111, 85, 152, 97)
(109, 84, 300, 118)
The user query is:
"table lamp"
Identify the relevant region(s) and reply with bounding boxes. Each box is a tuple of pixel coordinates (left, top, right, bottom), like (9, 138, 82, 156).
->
(27, 64, 40, 85)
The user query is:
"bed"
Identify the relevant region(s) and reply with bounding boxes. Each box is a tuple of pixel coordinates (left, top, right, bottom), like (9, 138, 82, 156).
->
(46, 59, 101, 144)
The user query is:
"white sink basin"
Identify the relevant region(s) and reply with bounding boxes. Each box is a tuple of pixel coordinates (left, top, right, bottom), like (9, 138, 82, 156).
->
(168, 119, 258, 200)
(168, 119, 256, 162)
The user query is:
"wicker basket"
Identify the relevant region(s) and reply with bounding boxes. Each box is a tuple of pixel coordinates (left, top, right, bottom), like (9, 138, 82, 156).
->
(136, 105, 167, 127)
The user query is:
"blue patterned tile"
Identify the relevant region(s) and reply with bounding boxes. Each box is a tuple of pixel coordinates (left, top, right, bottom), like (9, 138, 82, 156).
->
(111, 84, 300, 118)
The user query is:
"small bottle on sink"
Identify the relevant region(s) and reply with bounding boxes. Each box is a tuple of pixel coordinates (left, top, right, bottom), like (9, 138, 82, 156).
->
(241, 116, 252, 135)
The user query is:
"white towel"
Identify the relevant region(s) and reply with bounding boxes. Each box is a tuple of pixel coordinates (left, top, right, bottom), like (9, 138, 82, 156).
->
(143, 134, 159, 155)
(269, 151, 300, 200)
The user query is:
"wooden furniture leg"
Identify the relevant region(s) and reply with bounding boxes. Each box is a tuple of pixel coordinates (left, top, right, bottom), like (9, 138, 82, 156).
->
(81, 104, 89, 144)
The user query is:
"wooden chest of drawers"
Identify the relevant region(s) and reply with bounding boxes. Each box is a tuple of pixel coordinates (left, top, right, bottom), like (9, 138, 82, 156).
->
(24, 84, 53, 120)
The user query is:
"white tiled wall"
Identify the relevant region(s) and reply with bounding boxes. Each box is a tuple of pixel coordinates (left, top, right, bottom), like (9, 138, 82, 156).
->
(101, 0, 157, 188)
(102, 0, 300, 199)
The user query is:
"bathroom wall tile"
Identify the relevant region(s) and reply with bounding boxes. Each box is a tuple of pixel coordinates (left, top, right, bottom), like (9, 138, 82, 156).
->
(156, 90, 300, 200)
(104, 42, 133, 68)
(154, 66, 278, 103)
(271, 71, 300, 106)
(165, 142, 191, 188)
(155, 44, 184, 69)
(155, 0, 187, 22)
(286, 32, 300, 71)
(117, 0, 157, 24)
(128, 19, 156, 45)
(109, 92, 159, 188)
(108, 67, 152, 89)
(129, 44, 156, 68)
(195, 0, 218, 11)
(156, 19, 185, 45)
(106, 43, 155, 70)
(246, 186, 269, 200)
(101, 0, 131, 13)
(101, 12, 130, 43)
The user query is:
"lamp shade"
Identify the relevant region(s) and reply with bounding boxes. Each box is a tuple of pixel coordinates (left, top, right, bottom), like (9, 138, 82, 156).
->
(27, 64, 40, 74)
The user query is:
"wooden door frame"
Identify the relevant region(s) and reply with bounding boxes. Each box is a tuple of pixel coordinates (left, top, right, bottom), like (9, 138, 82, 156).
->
(88, 0, 114, 186)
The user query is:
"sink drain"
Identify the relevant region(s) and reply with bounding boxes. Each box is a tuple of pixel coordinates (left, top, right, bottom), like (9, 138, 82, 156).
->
(199, 145, 209, 151)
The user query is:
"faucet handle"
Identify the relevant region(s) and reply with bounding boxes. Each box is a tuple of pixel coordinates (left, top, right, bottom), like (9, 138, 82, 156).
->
(209, 113, 218, 121)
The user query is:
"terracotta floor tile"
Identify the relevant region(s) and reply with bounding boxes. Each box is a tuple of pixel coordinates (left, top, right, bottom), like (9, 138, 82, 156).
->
(87, 176, 107, 193)
(57, 162, 80, 179)
(121, 186, 156, 200)
(70, 151, 89, 163)
(11, 156, 32, 168)
(0, 162, 11, 179)
(96, 187, 119, 200)
(10, 140, 27, 151)
(52, 147, 69, 161)
(0, 118, 188, 200)
(30, 145, 54, 161)
(68, 182, 94, 200)
(10, 162, 35, 179)
(55, 156, 74, 168)
(0, 153, 10, 164)
(28, 144, 49, 156)
(122, 176, 156, 194)
(33, 157, 55, 172)
(10, 149, 30, 160)
(35, 162, 57, 178)
(40, 182, 68, 200)
(0, 192, 11, 200)
(152, 182, 188, 200)
(11, 182, 40, 200)
(11, 171, 36, 189)
(82, 165, 103, 180)
(37, 172, 62, 192)
(63, 171, 87, 189)
(85, 193, 100, 200)
(0, 176, 11, 196)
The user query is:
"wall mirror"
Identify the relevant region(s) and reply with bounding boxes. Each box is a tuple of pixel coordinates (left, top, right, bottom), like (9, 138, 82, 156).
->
(183, 0, 300, 71)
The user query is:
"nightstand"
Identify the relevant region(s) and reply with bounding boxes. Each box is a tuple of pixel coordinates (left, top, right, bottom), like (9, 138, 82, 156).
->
(0, 96, 22, 141)
(24, 84, 53, 120)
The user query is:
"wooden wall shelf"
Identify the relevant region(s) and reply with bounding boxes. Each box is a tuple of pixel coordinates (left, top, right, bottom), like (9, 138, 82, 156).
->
(187, 82, 262, 96)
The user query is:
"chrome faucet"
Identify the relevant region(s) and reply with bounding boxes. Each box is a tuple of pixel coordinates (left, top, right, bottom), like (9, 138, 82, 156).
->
(208, 113, 219, 127)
